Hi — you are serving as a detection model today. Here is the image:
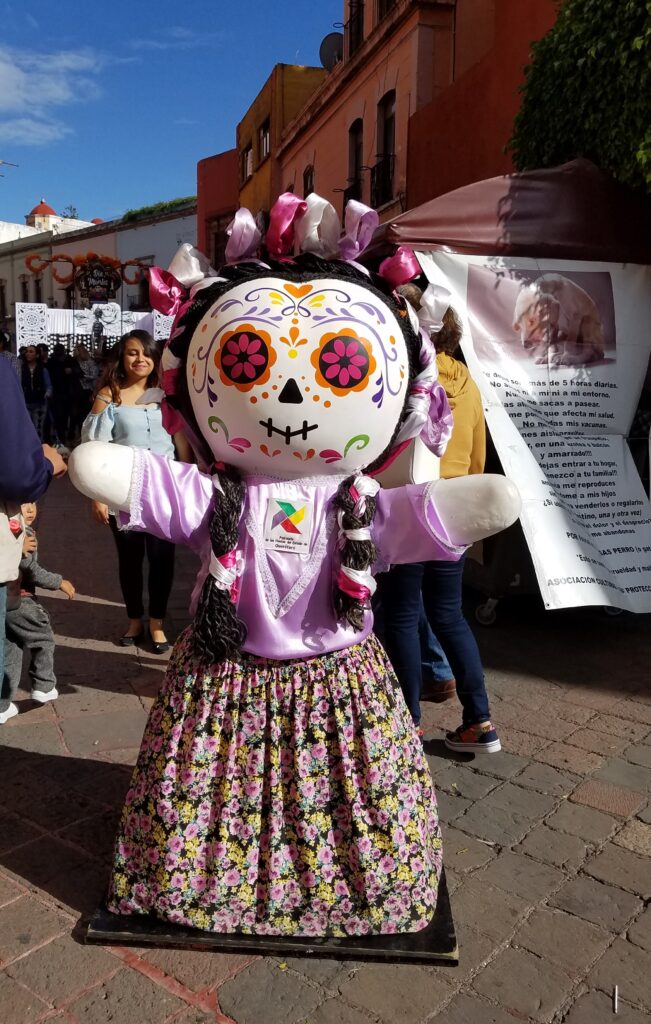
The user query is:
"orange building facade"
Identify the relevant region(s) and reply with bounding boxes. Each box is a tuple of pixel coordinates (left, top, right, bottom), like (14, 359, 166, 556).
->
(196, 0, 558, 250)
(278, 0, 458, 222)
(407, 0, 557, 206)
(196, 149, 239, 265)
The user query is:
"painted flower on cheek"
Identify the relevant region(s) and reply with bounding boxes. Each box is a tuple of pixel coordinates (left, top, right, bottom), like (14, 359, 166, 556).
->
(217, 325, 275, 392)
(312, 329, 376, 396)
(223, 335, 266, 380)
(322, 339, 367, 386)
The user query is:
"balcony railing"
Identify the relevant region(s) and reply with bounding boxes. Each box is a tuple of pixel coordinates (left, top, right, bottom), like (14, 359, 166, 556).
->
(344, 179, 363, 205)
(370, 154, 395, 208)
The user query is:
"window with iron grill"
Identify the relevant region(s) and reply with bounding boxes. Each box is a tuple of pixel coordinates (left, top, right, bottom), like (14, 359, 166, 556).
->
(346, 118, 364, 205)
(259, 119, 270, 162)
(346, 0, 364, 57)
(240, 144, 253, 183)
(377, 0, 395, 21)
(372, 90, 396, 207)
(303, 164, 315, 198)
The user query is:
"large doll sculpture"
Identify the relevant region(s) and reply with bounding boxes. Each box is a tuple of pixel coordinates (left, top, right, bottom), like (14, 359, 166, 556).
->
(70, 194, 520, 938)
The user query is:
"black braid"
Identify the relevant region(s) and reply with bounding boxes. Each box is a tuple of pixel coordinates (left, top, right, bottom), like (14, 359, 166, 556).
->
(332, 476, 378, 631)
(193, 465, 247, 664)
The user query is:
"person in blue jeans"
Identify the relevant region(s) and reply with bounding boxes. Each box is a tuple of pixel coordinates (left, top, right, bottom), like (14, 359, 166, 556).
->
(0, 359, 66, 724)
(374, 593, 455, 719)
(419, 602, 457, 701)
(377, 300, 500, 753)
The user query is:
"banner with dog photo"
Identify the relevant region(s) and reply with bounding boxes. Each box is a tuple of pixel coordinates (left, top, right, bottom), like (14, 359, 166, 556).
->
(419, 252, 651, 613)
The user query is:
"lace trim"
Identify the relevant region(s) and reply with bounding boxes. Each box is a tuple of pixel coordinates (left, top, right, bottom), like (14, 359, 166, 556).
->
(421, 480, 467, 557)
(116, 447, 146, 532)
(245, 504, 335, 619)
(245, 471, 348, 488)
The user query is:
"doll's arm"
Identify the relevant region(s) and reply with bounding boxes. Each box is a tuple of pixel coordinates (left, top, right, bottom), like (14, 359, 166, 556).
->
(69, 442, 214, 549)
(374, 474, 520, 564)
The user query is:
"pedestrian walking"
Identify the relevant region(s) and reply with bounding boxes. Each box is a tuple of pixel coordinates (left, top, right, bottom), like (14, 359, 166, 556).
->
(81, 330, 189, 653)
(20, 344, 52, 440)
(68, 343, 101, 440)
(0, 332, 19, 376)
(377, 300, 500, 752)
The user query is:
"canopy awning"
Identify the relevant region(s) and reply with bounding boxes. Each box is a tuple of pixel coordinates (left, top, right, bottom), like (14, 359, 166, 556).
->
(370, 160, 651, 264)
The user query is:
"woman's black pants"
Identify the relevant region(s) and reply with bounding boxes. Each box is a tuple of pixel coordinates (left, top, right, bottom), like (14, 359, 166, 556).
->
(109, 517, 175, 620)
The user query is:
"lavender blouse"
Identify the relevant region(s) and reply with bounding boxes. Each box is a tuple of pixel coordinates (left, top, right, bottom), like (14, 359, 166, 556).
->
(124, 449, 465, 661)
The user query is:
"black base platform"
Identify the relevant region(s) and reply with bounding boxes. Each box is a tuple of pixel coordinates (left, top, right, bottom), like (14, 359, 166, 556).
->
(85, 870, 457, 965)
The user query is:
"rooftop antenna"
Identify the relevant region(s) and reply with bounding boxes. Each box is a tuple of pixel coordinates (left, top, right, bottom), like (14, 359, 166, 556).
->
(319, 31, 343, 71)
(0, 159, 18, 178)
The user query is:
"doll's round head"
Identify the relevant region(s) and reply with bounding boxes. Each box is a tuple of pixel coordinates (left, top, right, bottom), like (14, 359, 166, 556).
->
(170, 257, 420, 477)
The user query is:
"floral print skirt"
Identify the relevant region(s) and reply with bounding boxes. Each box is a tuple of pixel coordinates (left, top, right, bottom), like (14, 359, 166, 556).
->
(108, 628, 442, 936)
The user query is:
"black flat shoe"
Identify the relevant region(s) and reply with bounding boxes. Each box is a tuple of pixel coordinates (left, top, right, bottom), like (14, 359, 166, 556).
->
(150, 636, 171, 655)
(118, 631, 144, 647)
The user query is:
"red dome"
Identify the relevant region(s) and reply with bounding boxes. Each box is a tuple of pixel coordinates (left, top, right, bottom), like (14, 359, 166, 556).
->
(91, 217, 104, 224)
(29, 198, 57, 217)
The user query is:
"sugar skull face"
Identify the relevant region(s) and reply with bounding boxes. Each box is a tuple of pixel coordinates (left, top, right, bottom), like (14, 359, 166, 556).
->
(186, 275, 411, 476)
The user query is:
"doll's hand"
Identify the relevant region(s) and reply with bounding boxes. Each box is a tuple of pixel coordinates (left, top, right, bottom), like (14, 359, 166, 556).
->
(430, 475, 521, 545)
(22, 534, 37, 555)
(91, 500, 110, 526)
(60, 579, 76, 600)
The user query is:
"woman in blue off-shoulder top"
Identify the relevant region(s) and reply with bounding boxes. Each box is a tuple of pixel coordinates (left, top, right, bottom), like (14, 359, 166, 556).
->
(82, 330, 191, 653)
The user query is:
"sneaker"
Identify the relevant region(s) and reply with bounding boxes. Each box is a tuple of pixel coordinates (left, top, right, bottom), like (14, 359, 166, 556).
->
(444, 722, 501, 754)
(31, 688, 58, 704)
(0, 703, 19, 724)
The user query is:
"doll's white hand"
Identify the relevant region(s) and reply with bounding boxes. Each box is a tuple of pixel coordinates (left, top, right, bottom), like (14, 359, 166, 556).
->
(430, 475, 521, 546)
(68, 442, 134, 510)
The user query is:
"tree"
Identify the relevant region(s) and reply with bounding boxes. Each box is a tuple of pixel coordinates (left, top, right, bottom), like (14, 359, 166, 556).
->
(508, 0, 651, 192)
(61, 204, 79, 219)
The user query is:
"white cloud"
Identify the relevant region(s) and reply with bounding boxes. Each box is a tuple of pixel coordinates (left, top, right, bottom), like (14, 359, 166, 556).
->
(128, 26, 224, 51)
(0, 116, 71, 146)
(0, 44, 106, 147)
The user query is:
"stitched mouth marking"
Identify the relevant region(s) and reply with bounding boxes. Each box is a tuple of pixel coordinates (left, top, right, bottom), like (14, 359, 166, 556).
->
(259, 418, 319, 446)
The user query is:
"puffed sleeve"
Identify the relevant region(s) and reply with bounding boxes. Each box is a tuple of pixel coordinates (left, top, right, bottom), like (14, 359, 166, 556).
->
(81, 404, 116, 443)
(372, 483, 467, 568)
(120, 448, 213, 551)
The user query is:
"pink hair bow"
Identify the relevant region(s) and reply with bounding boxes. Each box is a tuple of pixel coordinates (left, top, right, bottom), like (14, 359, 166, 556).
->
(148, 267, 189, 318)
(225, 208, 262, 264)
(266, 192, 308, 257)
(338, 200, 379, 261)
(378, 246, 422, 290)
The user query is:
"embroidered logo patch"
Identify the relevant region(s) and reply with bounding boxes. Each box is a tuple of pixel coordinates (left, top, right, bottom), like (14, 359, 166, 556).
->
(264, 497, 312, 553)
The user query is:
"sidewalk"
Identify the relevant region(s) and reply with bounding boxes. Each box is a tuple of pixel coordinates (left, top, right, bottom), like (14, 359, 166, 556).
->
(1, 475, 650, 1024)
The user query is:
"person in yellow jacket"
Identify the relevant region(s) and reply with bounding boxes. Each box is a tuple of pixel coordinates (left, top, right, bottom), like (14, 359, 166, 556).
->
(376, 305, 500, 752)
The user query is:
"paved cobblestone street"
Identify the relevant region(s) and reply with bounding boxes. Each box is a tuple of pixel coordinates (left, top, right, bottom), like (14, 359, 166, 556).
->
(1, 476, 650, 1024)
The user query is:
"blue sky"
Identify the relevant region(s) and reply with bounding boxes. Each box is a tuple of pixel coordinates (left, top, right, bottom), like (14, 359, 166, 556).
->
(0, 0, 342, 224)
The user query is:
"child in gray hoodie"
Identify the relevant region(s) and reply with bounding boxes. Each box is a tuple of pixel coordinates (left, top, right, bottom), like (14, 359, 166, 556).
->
(1, 503, 75, 719)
